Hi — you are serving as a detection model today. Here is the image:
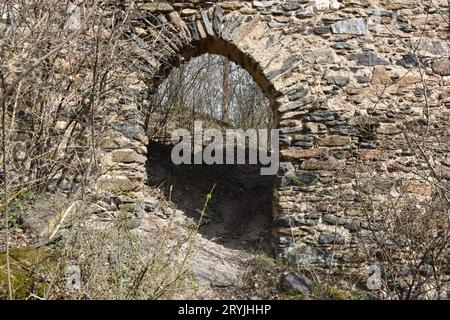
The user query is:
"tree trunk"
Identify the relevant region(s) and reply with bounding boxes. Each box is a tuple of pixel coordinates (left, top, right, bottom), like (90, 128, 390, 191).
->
(221, 57, 231, 122)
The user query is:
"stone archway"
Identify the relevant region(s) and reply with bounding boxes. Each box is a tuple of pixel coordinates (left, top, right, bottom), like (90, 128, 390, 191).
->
(97, 0, 449, 269)
(98, 2, 292, 249)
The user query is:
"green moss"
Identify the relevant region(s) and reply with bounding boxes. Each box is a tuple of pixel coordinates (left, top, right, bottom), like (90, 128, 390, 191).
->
(0, 247, 58, 300)
(290, 176, 305, 187)
(120, 204, 138, 213)
(256, 253, 276, 268)
(325, 286, 351, 300)
(185, 222, 199, 232)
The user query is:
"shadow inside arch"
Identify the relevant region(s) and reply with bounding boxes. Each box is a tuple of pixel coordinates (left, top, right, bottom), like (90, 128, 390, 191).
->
(146, 140, 275, 254)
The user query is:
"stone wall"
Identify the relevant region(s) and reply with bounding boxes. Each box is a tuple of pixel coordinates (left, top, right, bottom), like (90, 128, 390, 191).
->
(93, 0, 449, 268)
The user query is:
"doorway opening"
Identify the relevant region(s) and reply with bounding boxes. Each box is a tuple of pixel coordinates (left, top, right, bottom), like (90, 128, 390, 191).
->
(145, 54, 275, 253)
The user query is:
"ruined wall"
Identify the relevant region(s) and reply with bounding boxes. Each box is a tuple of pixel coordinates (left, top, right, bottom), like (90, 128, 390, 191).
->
(96, 0, 450, 268)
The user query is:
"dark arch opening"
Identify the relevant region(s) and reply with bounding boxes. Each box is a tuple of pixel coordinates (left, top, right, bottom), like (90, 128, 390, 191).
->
(146, 141, 275, 253)
(145, 52, 277, 254)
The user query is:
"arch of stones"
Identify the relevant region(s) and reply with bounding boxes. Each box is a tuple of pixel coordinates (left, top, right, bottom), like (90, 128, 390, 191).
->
(97, 0, 449, 267)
